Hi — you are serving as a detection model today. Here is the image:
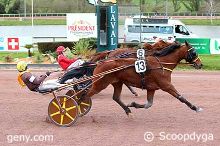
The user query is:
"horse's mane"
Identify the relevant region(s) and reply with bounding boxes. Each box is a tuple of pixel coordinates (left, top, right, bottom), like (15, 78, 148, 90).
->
(91, 50, 112, 57)
(153, 42, 181, 57)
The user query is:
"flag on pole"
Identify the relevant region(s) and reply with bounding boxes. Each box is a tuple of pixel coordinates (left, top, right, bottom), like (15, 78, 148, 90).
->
(87, 0, 98, 5)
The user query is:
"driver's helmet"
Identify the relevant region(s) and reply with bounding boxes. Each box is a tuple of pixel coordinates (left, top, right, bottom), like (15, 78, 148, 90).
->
(17, 61, 28, 72)
(56, 46, 65, 55)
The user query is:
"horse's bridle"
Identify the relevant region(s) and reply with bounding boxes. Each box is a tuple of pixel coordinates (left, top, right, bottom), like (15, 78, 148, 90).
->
(186, 47, 200, 64)
(152, 46, 201, 73)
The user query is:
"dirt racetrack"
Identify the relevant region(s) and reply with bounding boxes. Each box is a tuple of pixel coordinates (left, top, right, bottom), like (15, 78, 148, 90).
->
(0, 70, 220, 146)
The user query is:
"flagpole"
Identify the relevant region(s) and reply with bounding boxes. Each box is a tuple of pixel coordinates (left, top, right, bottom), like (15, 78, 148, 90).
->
(24, 0, 26, 18)
(139, 0, 142, 45)
(31, 0, 34, 28)
(31, 0, 34, 44)
(93, 0, 97, 5)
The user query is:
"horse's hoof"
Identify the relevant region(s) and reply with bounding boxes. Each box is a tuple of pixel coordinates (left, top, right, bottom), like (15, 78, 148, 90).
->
(134, 93, 139, 97)
(127, 113, 134, 119)
(196, 107, 203, 112)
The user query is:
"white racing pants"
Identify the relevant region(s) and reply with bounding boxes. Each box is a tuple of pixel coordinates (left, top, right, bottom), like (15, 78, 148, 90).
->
(38, 79, 63, 91)
(67, 59, 85, 70)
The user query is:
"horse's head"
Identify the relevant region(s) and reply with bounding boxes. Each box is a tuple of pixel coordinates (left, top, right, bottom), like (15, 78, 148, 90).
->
(143, 43, 153, 50)
(143, 40, 173, 55)
(89, 50, 112, 62)
(184, 41, 203, 69)
(152, 40, 174, 51)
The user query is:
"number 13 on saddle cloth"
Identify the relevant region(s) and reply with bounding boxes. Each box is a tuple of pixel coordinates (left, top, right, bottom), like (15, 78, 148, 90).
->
(135, 49, 147, 73)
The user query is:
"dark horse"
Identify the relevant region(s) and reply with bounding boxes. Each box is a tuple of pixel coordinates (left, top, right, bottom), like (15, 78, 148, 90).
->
(89, 40, 174, 62)
(85, 41, 203, 115)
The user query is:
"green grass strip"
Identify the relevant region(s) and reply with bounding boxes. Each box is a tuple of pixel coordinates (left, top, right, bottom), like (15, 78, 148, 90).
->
(180, 19, 220, 26)
(0, 19, 66, 26)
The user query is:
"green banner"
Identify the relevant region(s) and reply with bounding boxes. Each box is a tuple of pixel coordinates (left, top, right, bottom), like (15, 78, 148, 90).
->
(96, 5, 118, 52)
(176, 38, 210, 54)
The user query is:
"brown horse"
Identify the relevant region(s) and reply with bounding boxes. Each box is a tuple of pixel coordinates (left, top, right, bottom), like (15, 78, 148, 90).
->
(88, 40, 175, 96)
(85, 41, 203, 115)
(143, 40, 174, 52)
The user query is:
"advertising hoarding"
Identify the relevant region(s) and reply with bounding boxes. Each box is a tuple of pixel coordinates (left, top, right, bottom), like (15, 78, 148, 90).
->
(67, 13, 97, 41)
(0, 37, 32, 52)
(176, 38, 211, 54)
(210, 39, 220, 54)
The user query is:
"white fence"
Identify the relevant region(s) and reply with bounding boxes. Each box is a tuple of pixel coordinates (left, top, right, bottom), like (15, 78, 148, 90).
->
(1, 12, 220, 18)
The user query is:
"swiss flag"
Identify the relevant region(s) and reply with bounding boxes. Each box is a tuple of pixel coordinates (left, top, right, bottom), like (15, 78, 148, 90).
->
(8, 38, 19, 50)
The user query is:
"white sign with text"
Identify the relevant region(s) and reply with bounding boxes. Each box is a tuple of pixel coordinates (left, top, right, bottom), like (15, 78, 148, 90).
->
(67, 13, 97, 41)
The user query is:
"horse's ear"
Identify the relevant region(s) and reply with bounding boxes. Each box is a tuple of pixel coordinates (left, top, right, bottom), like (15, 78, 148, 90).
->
(185, 40, 189, 47)
(159, 39, 165, 43)
(143, 43, 152, 50)
(175, 41, 180, 45)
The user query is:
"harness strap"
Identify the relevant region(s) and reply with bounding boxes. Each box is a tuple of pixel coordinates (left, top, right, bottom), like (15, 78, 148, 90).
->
(153, 56, 174, 73)
(105, 54, 108, 59)
(163, 67, 173, 72)
(193, 57, 200, 62)
(57, 64, 134, 91)
(140, 73, 145, 90)
(115, 52, 134, 58)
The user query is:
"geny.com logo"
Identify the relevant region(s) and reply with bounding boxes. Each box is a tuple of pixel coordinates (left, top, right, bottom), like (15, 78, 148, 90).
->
(6, 134, 53, 143)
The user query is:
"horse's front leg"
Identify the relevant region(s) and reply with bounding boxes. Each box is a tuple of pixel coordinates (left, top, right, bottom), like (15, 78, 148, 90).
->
(163, 84, 203, 112)
(127, 90, 155, 109)
(144, 90, 154, 109)
(112, 82, 132, 115)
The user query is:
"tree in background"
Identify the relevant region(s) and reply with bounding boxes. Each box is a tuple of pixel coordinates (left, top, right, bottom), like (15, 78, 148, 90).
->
(0, 3, 5, 13)
(1, 0, 220, 14)
(117, 0, 132, 4)
(0, 0, 12, 7)
(181, 0, 202, 12)
(24, 44, 33, 57)
(204, 0, 220, 24)
(0, 0, 13, 13)
(152, 0, 164, 13)
(172, 0, 181, 12)
(8, 0, 20, 14)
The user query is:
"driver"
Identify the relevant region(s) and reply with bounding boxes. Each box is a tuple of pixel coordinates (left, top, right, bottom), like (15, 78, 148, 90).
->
(175, 25, 182, 34)
(17, 61, 60, 92)
(56, 46, 85, 71)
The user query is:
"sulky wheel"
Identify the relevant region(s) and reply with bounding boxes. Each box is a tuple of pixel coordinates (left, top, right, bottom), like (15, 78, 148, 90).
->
(66, 89, 92, 117)
(48, 95, 78, 127)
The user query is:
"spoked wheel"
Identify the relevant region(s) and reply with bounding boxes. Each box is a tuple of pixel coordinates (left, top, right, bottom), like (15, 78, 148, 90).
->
(48, 95, 78, 127)
(66, 89, 92, 117)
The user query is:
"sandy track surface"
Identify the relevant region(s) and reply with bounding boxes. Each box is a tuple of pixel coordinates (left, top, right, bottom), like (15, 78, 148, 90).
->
(0, 70, 220, 146)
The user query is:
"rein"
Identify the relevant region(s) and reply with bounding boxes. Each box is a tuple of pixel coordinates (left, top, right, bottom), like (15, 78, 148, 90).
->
(150, 55, 197, 73)
(57, 64, 134, 91)
(56, 62, 134, 104)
